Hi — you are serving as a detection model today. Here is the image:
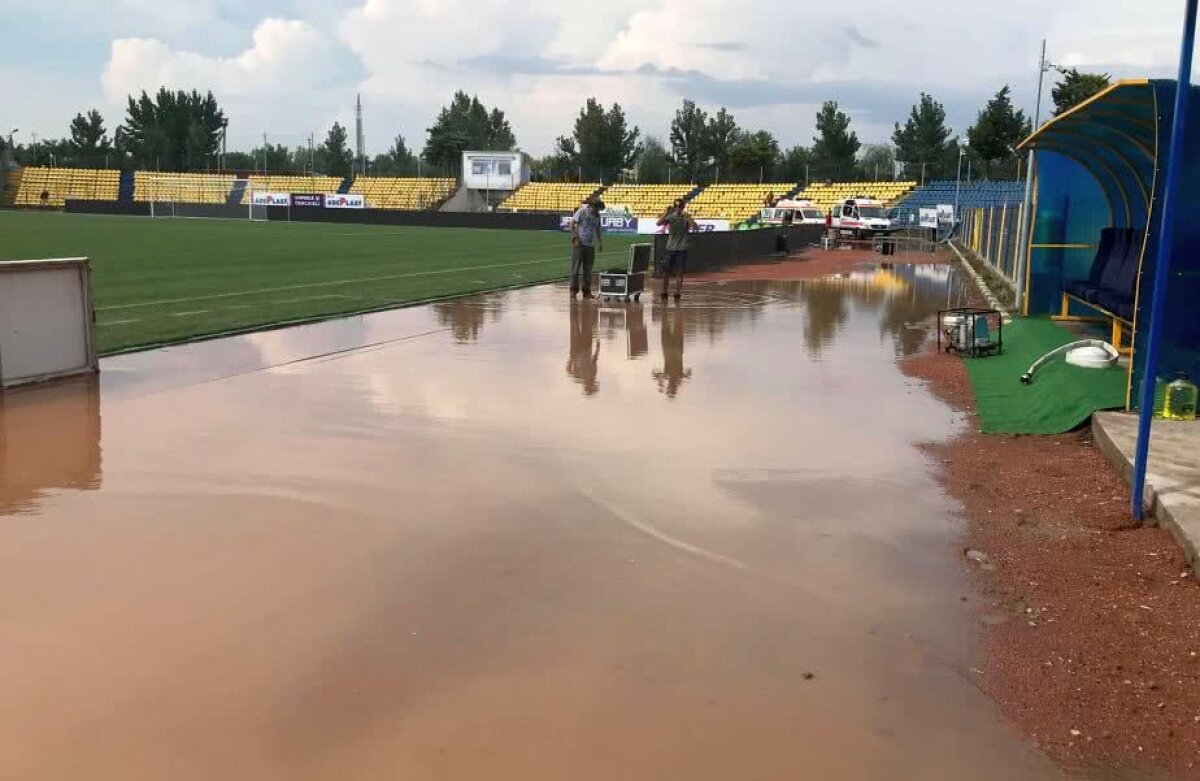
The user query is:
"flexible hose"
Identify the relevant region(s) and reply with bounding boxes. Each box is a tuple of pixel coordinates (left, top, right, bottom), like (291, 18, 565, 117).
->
(1020, 339, 1118, 384)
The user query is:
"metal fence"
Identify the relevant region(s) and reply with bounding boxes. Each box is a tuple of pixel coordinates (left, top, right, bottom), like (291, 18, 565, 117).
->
(958, 204, 1027, 287)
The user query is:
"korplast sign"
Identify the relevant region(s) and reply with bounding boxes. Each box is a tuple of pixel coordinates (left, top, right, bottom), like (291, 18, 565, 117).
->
(324, 193, 366, 209)
(251, 192, 291, 206)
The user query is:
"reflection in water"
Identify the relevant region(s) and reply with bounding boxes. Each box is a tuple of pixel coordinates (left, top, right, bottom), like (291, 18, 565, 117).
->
(653, 306, 692, 398)
(0, 377, 102, 514)
(567, 300, 601, 395)
(563, 266, 965, 398)
(0, 266, 1063, 780)
(797, 264, 966, 358)
(598, 304, 649, 360)
(434, 293, 506, 343)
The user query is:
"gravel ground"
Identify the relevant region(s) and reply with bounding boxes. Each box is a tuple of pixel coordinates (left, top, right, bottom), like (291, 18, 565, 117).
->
(903, 339, 1200, 780)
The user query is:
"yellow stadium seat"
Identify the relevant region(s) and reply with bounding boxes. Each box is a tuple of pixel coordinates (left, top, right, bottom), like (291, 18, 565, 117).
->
(349, 177, 457, 210)
(12, 167, 121, 207)
(499, 182, 602, 213)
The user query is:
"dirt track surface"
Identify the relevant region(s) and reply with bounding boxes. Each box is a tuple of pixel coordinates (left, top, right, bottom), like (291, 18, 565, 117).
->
(904, 343, 1200, 780)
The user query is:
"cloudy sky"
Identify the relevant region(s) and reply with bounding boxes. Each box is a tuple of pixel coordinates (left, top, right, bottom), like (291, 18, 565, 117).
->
(5, 0, 1197, 157)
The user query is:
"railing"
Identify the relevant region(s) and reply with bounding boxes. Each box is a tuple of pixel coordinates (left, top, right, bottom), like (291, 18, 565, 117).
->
(957, 204, 1027, 288)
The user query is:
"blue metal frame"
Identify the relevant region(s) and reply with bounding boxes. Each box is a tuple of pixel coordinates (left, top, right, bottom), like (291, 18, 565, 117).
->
(1132, 0, 1197, 520)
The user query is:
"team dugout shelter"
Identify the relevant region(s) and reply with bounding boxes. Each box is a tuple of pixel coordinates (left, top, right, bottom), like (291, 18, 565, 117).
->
(1019, 78, 1200, 410)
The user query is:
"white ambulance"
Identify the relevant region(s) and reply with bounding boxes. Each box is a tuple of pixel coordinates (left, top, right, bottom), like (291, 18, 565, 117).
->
(832, 197, 892, 238)
(758, 199, 826, 226)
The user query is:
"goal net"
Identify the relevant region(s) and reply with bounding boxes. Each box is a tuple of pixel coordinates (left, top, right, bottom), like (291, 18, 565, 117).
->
(142, 173, 241, 218)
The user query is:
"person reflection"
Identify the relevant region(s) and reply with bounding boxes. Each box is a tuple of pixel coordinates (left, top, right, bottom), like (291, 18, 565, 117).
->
(567, 299, 601, 395)
(653, 306, 691, 398)
(627, 303, 648, 359)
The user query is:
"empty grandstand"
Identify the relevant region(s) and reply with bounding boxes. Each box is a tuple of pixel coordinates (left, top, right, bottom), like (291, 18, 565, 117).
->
(240, 175, 345, 203)
(351, 177, 456, 210)
(601, 184, 697, 217)
(499, 182, 603, 213)
(894, 180, 1025, 213)
(794, 181, 917, 212)
(12, 167, 120, 207)
(686, 184, 801, 221)
(134, 172, 236, 204)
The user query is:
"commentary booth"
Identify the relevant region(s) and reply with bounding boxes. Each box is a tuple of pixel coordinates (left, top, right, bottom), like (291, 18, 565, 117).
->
(1020, 78, 1200, 410)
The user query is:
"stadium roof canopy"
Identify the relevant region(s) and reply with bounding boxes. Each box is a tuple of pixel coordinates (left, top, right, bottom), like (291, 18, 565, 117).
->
(1018, 78, 1200, 411)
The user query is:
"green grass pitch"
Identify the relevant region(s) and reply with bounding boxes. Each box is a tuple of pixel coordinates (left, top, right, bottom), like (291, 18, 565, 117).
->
(0, 210, 638, 354)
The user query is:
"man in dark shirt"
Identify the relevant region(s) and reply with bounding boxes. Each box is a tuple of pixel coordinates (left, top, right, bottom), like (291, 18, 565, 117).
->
(656, 198, 698, 300)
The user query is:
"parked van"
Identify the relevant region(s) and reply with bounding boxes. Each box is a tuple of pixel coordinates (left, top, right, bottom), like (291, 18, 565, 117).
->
(758, 199, 826, 226)
(831, 198, 892, 238)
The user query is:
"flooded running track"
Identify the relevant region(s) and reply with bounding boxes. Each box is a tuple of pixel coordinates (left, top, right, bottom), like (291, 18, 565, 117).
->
(0, 264, 1069, 779)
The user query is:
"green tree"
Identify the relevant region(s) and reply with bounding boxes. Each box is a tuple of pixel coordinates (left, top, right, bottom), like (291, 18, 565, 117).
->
(556, 98, 642, 182)
(778, 145, 812, 183)
(68, 109, 111, 167)
(702, 107, 740, 173)
(857, 144, 896, 181)
(728, 130, 780, 181)
(637, 136, 672, 183)
(116, 88, 226, 171)
(322, 122, 353, 177)
(423, 91, 516, 168)
(532, 150, 575, 181)
(811, 101, 861, 180)
(669, 99, 708, 178)
(249, 142, 293, 174)
(892, 93, 954, 180)
(1051, 68, 1112, 116)
(966, 85, 1031, 179)
(223, 151, 256, 171)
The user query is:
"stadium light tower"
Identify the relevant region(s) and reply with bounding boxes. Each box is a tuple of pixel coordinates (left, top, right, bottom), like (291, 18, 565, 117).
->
(1014, 39, 1058, 314)
(954, 145, 968, 220)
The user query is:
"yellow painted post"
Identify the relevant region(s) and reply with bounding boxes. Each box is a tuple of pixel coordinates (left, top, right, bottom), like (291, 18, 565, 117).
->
(997, 207, 1008, 277)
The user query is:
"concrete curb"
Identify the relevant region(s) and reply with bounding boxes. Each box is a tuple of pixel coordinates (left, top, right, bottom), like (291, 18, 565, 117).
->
(1092, 411, 1200, 576)
(945, 241, 1012, 319)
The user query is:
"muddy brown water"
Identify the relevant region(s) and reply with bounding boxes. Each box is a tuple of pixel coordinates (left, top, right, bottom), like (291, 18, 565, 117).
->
(0, 265, 1073, 779)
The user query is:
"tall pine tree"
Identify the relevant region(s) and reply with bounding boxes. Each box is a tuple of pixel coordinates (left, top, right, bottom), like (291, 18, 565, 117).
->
(892, 93, 955, 180)
(811, 101, 860, 180)
(967, 86, 1031, 179)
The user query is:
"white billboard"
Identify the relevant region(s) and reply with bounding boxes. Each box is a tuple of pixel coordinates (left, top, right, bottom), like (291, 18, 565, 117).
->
(0, 258, 98, 387)
(919, 208, 939, 229)
(636, 219, 731, 234)
(324, 193, 366, 209)
(250, 192, 291, 206)
(937, 204, 956, 223)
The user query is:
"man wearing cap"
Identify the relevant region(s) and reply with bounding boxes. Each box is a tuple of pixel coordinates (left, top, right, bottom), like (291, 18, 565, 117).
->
(569, 197, 604, 299)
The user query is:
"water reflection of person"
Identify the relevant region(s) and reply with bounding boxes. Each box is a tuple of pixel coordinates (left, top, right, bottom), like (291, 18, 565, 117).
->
(653, 306, 691, 398)
(567, 299, 600, 395)
(627, 303, 648, 359)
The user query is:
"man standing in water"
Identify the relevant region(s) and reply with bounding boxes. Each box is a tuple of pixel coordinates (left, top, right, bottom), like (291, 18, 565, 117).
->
(569, 197, 604, 299)
(656, 198, 697, 300)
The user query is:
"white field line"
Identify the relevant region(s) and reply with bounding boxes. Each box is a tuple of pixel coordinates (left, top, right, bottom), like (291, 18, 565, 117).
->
(96, 318, 142, 327)
(95, 248, 622, 313)
(171, 309, 211, 317)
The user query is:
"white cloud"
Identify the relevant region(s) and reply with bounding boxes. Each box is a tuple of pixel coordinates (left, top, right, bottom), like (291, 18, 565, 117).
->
(102, 18, 355, 148)
(13, 0, 1199, 156)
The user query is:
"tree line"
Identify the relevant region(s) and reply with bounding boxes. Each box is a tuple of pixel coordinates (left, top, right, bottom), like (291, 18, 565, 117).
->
(1, 68, 1111, 183)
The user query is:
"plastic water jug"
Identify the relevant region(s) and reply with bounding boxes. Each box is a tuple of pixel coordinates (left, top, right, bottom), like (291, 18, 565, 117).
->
(1138, 375, 1167, 418)
(1164, 372, 1197, 421)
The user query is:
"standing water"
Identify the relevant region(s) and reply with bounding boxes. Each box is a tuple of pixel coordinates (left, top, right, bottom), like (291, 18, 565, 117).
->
(0, 264, 1072, 779)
